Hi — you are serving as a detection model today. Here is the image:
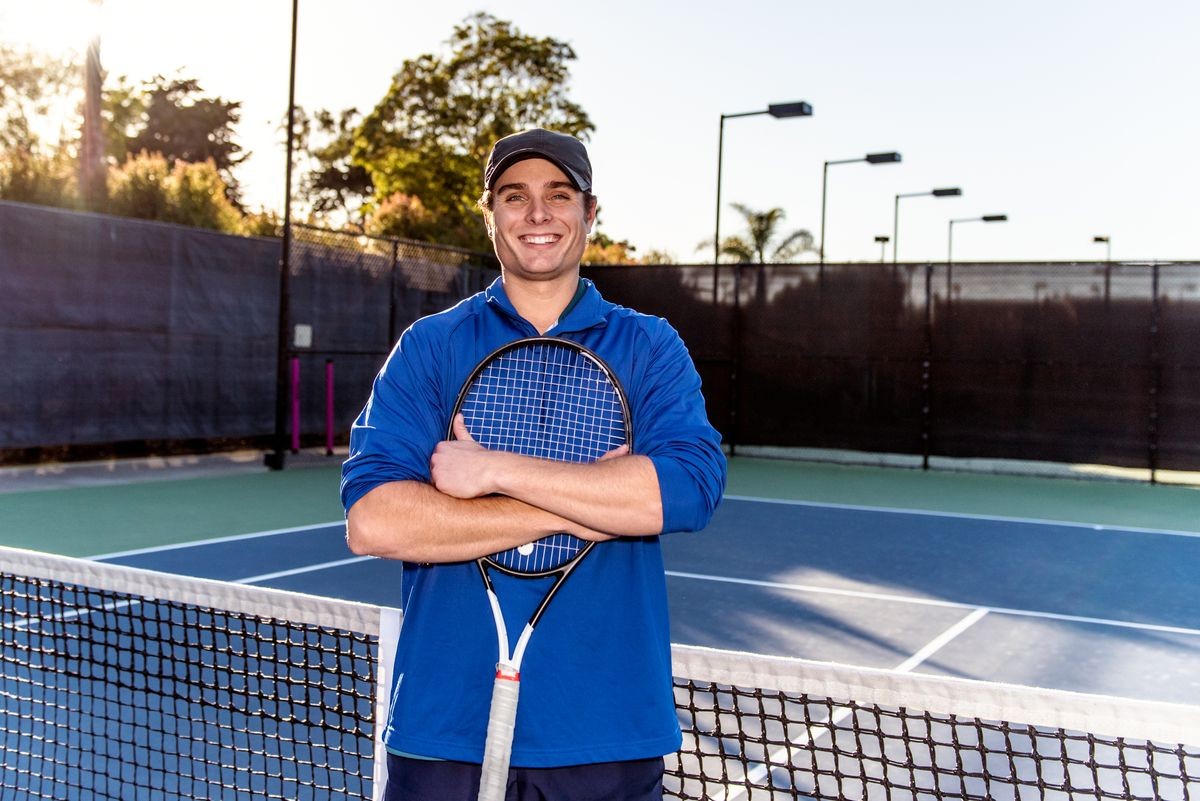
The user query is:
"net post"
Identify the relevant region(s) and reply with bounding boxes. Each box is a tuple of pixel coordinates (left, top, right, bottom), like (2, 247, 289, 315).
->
(325, 358, 335, 456)
(372, 607, 402, 801)
(290, 356, 301, 453)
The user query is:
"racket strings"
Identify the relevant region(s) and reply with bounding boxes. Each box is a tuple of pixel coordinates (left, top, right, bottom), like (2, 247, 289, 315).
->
(459, 342, 627, 574)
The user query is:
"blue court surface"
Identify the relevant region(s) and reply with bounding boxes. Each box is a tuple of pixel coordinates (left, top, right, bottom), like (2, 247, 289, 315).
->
(92, 494, 1200, 707)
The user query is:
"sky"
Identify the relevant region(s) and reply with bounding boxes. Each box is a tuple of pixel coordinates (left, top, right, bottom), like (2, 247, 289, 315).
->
(3, 0, 1199, 264)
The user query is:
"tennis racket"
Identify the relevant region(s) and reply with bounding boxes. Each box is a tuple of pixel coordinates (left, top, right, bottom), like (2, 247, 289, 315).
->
(450, 337, 631, 801)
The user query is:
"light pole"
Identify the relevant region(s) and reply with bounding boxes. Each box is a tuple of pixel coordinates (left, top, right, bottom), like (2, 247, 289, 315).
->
(80, 0, 106, 211)
(1093, 235, 1111, 262)
(893, 187, 962, 264)
(947, 214, 1007, 297)
(267, 0, 301, 471)
(713, 101, 813, 302)
(874, 235, 890, 263)
(819, 151, 900, 265)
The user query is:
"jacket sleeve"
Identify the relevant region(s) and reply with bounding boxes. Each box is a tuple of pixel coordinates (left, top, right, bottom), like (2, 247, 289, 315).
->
(339, 324, 447, 513)
(632, 319, 727, 534)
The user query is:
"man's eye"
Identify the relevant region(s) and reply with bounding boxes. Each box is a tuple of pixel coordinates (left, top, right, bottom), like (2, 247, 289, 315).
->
(503, 194, 526, 203)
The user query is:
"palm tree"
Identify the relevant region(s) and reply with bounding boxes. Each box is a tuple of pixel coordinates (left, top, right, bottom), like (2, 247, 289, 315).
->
(699, 203, 818, 263)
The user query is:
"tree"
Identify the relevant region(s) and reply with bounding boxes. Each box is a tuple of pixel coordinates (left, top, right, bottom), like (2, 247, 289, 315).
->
(0, 45, 80, 208)
(700, 203, 818, 263)
(107, 151, 241, 233)
(351, 12, 593, 249)
(0, 44, 76, 153)
(295, 106, 373, 230)
(116, 76, 246, 204)
(582, 231, 639, 264)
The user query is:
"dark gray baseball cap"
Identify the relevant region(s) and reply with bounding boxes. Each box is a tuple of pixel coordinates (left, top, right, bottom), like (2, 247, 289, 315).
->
(484, 129, 592, 192)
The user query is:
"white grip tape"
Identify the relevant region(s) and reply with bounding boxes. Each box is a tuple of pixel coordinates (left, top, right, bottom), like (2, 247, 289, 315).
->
(476, 668, 521, 801)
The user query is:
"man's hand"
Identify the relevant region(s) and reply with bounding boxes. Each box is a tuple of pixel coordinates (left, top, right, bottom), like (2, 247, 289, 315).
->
(431, 414, 632, 500)
(430, 415, 497, 498)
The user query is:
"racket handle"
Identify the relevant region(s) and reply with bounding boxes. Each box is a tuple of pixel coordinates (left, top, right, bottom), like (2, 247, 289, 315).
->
(477, 665, 520, 801)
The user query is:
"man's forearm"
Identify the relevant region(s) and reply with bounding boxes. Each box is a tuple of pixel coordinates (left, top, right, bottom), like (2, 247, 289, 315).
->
(487, 453, 663, 536)
(345, 480, 614, 563)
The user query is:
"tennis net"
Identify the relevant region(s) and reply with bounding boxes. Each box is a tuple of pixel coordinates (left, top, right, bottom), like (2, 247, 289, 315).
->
(2, 545, 1197, 800)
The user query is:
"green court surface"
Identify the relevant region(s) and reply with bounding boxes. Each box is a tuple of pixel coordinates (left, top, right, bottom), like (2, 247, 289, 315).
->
(1, 452, 1197, 558)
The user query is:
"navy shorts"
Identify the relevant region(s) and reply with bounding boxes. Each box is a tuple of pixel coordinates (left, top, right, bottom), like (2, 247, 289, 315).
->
(382, 753, 665, 801)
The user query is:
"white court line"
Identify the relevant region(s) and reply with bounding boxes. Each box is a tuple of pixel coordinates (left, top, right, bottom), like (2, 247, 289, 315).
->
(665, 570, 1200, 637)
(721, 608, 992, 801)
(724, 494, 1200, 540)
(232, 556, 375, 585)
(88, 521, 345, 560)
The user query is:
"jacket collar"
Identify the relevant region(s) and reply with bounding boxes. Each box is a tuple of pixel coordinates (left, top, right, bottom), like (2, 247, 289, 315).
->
(483, 276, 611, 335)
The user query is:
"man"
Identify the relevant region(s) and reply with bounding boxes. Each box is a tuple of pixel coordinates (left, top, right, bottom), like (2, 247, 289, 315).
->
(341, 128, 726, 800)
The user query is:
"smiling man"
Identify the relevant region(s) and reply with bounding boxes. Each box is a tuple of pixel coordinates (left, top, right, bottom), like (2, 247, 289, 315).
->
(341, 129, 726, 801)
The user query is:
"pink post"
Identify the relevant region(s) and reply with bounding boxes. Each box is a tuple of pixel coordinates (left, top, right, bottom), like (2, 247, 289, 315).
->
(325, 358, 335, 456)
(290, 357, 301, 453)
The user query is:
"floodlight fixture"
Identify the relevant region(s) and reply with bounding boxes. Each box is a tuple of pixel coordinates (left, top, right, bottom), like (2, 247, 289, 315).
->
(866, 151, 902, 164)
(768, 101, 814, 118)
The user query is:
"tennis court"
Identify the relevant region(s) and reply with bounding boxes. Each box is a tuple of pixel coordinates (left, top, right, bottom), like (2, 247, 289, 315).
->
(2, 453, 1197, 798)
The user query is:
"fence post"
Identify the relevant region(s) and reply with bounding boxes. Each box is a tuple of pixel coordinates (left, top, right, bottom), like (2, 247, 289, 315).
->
(325, 358, 335, 456)
(290, 357, 301, 454)
(388, 240, 399, 346)
(921, 263, 934, 470)
(1148, 264, 1161, 484)
(729, 262, 743, 456)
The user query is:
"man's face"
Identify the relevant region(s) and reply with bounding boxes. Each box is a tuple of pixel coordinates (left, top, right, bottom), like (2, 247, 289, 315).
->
(489, 158, 595, 283)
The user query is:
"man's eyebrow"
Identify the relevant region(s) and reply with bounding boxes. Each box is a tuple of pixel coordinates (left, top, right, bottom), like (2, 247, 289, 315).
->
(495, 180, 577, 195)
(494, 182, 528, 195)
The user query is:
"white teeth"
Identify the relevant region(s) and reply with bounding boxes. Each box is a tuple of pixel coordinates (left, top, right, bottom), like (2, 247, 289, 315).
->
(523, 235, 559, 244)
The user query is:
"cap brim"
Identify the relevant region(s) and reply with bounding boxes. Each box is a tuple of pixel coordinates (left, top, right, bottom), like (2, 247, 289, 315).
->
(487, 151, 591, 192)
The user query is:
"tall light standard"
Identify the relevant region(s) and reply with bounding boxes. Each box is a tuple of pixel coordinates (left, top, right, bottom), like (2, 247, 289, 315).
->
(1093, 235, 1111, 261)
(713, 101, 813, 301)
(819, 151, 901, 265)
(874, 235, 890, 263)
(947, 214, 1007, 297)
(893, 187, 962, 264)
(80, 0, 106, 211)
(267, 0, 301, 471)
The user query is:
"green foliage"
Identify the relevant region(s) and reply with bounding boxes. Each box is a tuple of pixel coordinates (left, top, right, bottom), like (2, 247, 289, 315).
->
(295, 106, 374, 230)
(364, 193, 439, 240)
(0, 44, 76, 154)
(582, 230, 638, 265)
(702, 204, 818, 263)
(239, 207, 283, 238)
(351, 12, 594, 249)
(0, 144, 78, 208)
(107, 151, 241, 233)
(116, 75, 245, 203)
(0, 44, 80, 209)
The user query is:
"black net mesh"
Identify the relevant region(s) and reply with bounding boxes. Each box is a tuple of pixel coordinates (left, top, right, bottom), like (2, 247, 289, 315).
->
(3, 550, 1197, 801)
(0, 562, 378, 799)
